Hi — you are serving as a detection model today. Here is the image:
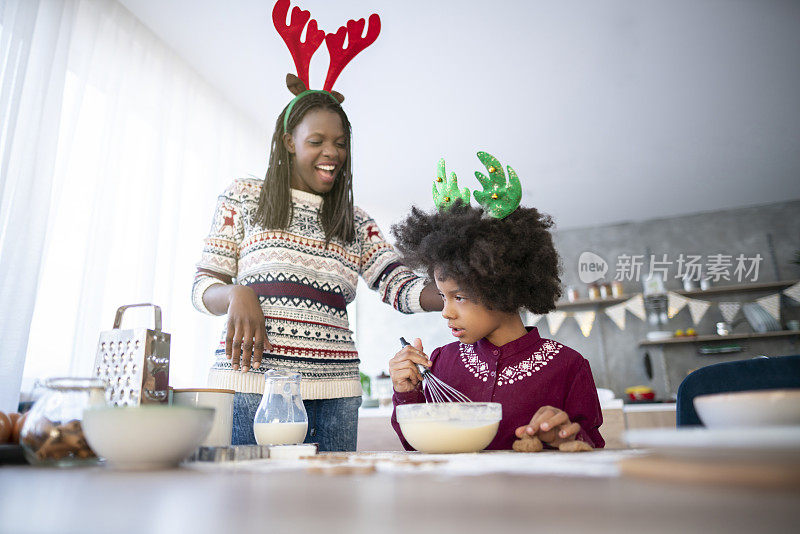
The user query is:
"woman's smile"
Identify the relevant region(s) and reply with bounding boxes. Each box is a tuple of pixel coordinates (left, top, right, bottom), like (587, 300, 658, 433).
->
(315, 162, 338, 183)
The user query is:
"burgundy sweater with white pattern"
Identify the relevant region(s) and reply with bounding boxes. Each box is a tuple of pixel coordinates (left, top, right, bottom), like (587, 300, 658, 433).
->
(392, 327, 605, 449)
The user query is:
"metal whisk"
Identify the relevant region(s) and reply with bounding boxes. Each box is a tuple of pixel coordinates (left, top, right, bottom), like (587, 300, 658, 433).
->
(400, 337, 471, 403)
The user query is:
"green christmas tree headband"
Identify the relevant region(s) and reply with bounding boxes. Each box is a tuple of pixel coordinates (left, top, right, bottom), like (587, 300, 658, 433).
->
(433, 152, 522, 219)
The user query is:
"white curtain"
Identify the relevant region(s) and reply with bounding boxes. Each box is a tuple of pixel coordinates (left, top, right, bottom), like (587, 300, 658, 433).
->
(0, 0, 268, 411)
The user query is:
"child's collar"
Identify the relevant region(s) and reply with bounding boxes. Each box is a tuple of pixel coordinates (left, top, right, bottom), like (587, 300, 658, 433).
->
(476, 327, 542, 357)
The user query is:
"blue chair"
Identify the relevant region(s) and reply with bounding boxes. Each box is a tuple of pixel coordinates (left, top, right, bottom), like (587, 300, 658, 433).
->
(676, 355, 800, 426)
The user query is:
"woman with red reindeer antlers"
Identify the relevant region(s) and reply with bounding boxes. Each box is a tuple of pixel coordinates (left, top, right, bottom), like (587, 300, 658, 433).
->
(192, 0, 442, 451)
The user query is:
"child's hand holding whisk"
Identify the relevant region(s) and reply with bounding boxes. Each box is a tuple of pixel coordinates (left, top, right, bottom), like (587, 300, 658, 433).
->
(389, 337, 432, 393)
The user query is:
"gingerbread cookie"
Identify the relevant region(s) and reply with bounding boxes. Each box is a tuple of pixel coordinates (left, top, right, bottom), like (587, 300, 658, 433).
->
(512, 434, 543, 452)
(558, 440, 592, 452)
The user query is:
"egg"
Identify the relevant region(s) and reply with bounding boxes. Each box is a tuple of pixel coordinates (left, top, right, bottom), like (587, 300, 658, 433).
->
(0, 412, 11, 443)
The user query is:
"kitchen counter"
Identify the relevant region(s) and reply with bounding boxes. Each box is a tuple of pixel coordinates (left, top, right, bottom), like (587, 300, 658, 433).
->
(623, 402, 677, 431)
(1, 451, 797, 534)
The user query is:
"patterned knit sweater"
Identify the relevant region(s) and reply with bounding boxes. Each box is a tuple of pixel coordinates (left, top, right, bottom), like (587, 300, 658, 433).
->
(192, 179, 426, 399)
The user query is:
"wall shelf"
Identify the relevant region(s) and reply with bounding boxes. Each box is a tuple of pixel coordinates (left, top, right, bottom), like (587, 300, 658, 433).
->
(639, 330, 800, 346)
(555, 279, 798, 311)
(674, 279, 798, 298)
(554, 296, 629, 310)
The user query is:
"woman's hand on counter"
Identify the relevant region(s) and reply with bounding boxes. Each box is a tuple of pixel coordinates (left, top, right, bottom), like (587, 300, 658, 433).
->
(225, 285, 271, 372)
(389, 338, 432, 393)
(199, 270, 271, 373)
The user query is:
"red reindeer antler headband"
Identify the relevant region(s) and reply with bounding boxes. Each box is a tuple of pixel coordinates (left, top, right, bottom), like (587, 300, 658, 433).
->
(272, 0, 381, 130)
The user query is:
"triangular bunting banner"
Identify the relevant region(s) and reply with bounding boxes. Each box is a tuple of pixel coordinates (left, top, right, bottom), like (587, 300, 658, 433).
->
(783, 281, 800, 304)
(604, 302, 627, 330)
(718, 302, 741, 324)
(667, 291, 689, 318)
(624, 294, 646, 322)
(687, 298, 711, 325)
(574, 311, 596, 337)
(756, 294, 781, 323)
(546, 311, 568, 335)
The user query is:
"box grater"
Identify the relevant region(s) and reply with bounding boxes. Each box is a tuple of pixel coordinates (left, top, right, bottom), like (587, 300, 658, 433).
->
(92, 303, 170, 406)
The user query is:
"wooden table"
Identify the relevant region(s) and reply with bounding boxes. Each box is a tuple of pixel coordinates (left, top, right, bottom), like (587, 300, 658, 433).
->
(1, 451, 798, 534)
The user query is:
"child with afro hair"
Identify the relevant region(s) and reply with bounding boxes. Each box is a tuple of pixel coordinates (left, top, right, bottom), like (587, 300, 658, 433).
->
(388, 201, 604, 450)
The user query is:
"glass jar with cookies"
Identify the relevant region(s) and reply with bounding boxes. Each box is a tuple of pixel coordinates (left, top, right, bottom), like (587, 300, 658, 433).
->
(19, 377, 106, 466)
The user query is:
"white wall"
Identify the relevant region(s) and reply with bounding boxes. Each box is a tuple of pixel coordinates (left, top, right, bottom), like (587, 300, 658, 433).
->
(122, 0, 800, 231)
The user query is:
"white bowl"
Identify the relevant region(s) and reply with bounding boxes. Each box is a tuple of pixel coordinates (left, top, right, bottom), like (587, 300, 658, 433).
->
(396, 402, 501, 453)
(82, 406, 214, 469)
(694, 389, 800, 428)
(646, 331, 673, 342)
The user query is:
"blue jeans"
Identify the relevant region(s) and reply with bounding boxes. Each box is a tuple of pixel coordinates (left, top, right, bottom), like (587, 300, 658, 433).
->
(232, 393, 361, 452)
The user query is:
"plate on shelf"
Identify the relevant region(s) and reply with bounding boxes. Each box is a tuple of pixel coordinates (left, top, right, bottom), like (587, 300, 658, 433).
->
(624, 426, 800, 462)
(743, 303, 780, 332)
(698, 344, 742, 355)
(755, 304, 781, 331)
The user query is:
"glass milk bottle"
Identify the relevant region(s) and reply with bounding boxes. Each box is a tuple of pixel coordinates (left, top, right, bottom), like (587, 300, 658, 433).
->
(253, 370, 308, 445)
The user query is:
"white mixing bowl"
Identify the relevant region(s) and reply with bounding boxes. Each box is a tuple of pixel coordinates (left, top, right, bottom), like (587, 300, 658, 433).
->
(694, 389, 800, 428)
(396, 402, 502, 453)
(83, 405, 214, 469)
